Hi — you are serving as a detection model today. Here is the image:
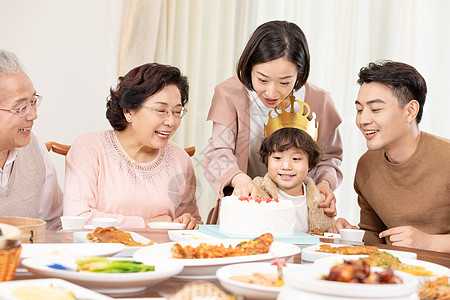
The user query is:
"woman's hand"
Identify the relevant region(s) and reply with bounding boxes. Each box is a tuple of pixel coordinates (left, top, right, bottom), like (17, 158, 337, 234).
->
(173, 213, 199, 229)
(230, 173, 258, 197)
(316, 180, 337, 217)
(145, 215, 172, 224)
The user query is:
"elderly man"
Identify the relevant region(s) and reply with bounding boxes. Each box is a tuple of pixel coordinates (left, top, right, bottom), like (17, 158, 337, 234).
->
(331, 60, 450, 253)
(0, 49, 62, 229)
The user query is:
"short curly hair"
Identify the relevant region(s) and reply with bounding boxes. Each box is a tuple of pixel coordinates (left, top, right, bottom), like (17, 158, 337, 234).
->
(106, 63, 189, 131)
(259, 127, 321, 170)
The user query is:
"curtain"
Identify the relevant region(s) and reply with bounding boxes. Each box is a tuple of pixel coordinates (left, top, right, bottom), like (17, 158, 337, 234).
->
(118, 0, 450, 223)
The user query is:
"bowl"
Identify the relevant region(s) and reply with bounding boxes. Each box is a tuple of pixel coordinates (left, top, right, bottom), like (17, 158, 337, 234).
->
(0, 217, 46, 244)
(339, 228, 365, 242)
(60, 216, 86, 230)
(92, 218, 118, 229)
(277, 264, 419, 299)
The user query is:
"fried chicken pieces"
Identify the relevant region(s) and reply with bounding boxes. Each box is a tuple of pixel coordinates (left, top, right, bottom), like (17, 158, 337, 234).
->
(171, 233, 274, 259)
(87, 226, 153, 246)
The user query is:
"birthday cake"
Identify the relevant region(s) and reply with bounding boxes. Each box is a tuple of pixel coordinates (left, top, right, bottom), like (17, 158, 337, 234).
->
(219, 195, 295, 236)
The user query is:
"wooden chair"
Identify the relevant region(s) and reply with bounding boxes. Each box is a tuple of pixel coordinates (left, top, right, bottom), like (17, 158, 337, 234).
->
(45, 141, 196, 157)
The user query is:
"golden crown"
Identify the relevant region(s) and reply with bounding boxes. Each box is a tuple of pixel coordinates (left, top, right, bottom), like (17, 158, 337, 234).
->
(264, 96, 319, 140)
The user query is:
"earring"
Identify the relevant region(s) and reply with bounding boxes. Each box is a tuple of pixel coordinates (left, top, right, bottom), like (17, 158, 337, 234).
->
(127, 117, 131, 122)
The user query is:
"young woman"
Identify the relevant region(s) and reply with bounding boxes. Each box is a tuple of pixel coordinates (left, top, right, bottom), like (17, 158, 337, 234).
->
(203, 21, 342, 221)
(64, 63, 202, 229)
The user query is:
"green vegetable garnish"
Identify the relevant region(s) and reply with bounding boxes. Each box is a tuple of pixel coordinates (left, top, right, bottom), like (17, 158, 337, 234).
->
(75, 256, 155, 273)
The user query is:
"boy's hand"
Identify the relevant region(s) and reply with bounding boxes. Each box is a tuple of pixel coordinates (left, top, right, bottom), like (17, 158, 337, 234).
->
(316, 180, 337, 217)
(328, 218, 357, 233)
(231, 173, 258, 197)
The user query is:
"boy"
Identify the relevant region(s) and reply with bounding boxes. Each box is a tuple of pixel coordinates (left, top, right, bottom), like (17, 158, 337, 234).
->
(254, 127, 333, 233)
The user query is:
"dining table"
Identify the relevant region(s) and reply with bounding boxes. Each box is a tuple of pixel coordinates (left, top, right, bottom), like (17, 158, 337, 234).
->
(11, 227, 450, 299)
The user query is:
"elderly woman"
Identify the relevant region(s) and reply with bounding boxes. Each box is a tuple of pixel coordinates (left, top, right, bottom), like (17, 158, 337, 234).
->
(63, 63, 202, 229)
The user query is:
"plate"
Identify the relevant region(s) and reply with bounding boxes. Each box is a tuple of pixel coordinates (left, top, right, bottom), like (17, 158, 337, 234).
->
(216, 262, 303, 300)
(21, 243, 125, 259)
(279, 264, 418, 299)
(73, 230, 154, 257)
(168, 230, 218, 242)
(148, 222, 186, 229)
(301, 243, 417, 262)
(0, 278, 112, 299)
(133, 239, 300, 279)
(21, 256, 183, 294)
(312, 233, 341, 239)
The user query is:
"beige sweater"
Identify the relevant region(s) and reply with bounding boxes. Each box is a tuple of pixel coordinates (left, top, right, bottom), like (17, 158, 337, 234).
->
(253, 174, 333, 233)
(0, 135, 45, 218)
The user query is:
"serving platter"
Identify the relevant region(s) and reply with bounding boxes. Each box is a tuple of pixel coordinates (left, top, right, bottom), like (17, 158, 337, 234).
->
(216, 262, 303, 300)
(73, 230, 154, 257)
(21, 256, 183, 294)
(133, 239, 300, 279)
(168, 230, 218, 242)
(301, 243, 417, 262)
(0, 278, 112, 299)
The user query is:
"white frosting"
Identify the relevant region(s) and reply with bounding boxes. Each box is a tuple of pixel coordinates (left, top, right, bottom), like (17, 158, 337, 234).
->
(219, 195, 295, 236)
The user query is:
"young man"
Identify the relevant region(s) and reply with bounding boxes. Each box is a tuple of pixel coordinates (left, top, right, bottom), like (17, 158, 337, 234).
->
(332, 60, 450, 252)
(0, 49, 62, 229)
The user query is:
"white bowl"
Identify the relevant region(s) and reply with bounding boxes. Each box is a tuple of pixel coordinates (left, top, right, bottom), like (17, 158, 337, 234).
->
(339, 228, 365, 242)
(278, 264, 419, 299)
(60, 216, 86, 230)
(92, 218, 118, 228)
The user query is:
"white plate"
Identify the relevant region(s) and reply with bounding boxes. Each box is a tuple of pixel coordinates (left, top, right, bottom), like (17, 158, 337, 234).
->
(21, 243, 125, 259)
(168, 230, 218, 242)
(73, 230, 154, 257)
(133, 239, 300, 279)
(21, 256, 183, 294)
(148, 222, 186, 229)
(280, 264, 418, 299)
(312, 233, 341, 239)
(0, 278, 112, 299)
(216, 262, 302, 300)
(301, 243, 417, 262)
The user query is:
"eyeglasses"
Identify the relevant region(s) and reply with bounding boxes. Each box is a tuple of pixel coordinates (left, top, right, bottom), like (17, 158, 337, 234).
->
(143, 105, 188, 119)
(0, 94, 42, 117)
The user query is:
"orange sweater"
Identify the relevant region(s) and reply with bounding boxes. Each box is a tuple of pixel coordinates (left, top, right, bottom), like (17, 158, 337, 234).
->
(355, 132, 450, 244)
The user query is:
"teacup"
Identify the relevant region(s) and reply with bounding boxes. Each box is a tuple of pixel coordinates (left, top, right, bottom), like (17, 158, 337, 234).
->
(60, 216, 86, 230)
(339, 228, 365, 242)
(92, 218, 118, 229)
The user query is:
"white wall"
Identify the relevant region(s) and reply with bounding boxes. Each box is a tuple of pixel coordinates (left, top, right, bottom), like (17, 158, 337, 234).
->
(0, 0, 123, 187)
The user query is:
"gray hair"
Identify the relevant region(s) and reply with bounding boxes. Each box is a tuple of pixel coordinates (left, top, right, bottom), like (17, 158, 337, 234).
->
(0, 50, 22, 76)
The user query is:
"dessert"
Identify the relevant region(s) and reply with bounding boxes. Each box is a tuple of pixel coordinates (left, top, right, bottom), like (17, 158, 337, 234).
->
(219, 195, 295, 236)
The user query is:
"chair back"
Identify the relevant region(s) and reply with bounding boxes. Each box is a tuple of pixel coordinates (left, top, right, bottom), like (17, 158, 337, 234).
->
(45, 141, 195, 157)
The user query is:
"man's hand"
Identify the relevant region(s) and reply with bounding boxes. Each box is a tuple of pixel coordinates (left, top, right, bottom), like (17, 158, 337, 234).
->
(379, 226, 432, 250)
(316, 180, 337, 217)
(328, 218, 358, 233)
(173, 213, 199, 230)
(230, 173, 258, 197)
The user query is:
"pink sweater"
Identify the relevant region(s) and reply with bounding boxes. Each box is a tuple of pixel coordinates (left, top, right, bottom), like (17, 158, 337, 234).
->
(63, 130, 202, 228)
